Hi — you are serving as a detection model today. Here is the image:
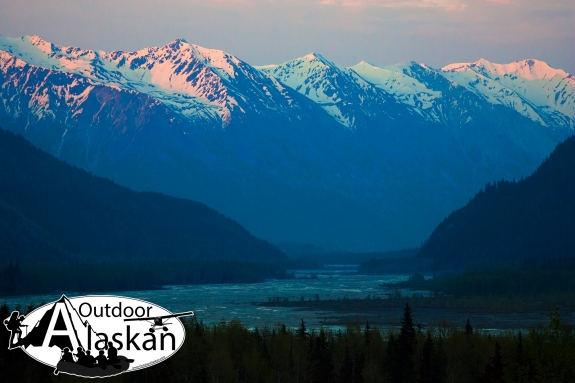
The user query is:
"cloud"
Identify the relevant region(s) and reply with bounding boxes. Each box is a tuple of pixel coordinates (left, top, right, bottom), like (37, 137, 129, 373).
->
(317, 0, 468, 11)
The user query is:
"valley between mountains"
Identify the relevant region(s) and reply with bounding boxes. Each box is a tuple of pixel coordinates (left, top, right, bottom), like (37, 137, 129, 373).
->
(1, 35, 573, 251)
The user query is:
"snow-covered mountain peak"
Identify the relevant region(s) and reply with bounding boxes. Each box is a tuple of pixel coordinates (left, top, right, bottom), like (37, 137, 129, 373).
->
(443, 58, 569, 81)
(303, 52, 327, 61)
(295, 52, 339, 69)
(481, 59, 569, 81)
(382, 61, 426, 75)
(189, 44, 243, 78)
(352, 61, 377, 70)
(24, 35, 98, 61)
(1, 34, 573, 131)
(27, 35, 55, 54)
(440, 58, 575, 125)
(169, 37, 188, 46)
(351, 61, 441, 119)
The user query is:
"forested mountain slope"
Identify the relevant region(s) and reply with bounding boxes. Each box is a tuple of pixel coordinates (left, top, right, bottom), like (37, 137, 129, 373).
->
(1, 35, 573, 251)
(0, 129, 285, 264)
(419, 135, 575, 266)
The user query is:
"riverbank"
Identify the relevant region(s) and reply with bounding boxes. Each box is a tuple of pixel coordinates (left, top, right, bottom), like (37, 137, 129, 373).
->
(255, 296, 575, 330)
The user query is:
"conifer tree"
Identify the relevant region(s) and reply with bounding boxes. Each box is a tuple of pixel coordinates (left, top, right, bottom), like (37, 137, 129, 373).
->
(385, 333, 400, 383)
(435, 337, 448, 383)
(419, 332, 437, 383)
(397, 302, 417, 383)
(483, 341, 506, 383)
(353, 344, 365, 383)
(400, 302, 416, 347)
(339, 344, 353, 383)
(297, 319, 307, 339)
(364, 321, 371, 345)
(310, 329, 335, 383)
(514, 332, 539, 383)
(465, 318, 473, 335)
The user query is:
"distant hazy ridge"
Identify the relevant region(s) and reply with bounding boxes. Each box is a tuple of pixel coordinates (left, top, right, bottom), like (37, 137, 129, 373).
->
(1, 35, 574, 251)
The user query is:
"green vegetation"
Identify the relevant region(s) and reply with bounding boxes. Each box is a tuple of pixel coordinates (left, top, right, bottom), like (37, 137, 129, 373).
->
(3, 301, 575, 383)
(0, 260, 287, 296)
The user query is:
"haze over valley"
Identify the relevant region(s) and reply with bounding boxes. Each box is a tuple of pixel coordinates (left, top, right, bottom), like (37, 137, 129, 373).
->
(2, 0, 575, 378)
(1, 35, 573, 252)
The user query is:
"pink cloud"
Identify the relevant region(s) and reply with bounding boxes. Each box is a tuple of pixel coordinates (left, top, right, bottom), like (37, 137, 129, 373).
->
(318, 0, 469, 11)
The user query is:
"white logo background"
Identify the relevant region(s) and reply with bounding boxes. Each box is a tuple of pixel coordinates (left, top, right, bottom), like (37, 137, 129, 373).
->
(20, 295, 186, 372)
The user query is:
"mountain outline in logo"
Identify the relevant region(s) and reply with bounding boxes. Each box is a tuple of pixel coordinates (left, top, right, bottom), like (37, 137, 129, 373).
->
(3, 295, 193, 378)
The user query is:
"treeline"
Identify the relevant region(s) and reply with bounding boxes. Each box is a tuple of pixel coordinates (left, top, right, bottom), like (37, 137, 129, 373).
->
(419, 135, 575, 267)
(3, 301, 575, 383)
(0, 128, 285, 264)
(0, 260, 287, 296)
(395, 259, 575, 301)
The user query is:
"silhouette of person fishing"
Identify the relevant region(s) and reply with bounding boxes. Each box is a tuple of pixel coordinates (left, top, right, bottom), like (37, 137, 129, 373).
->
(3, 311, 27, 348)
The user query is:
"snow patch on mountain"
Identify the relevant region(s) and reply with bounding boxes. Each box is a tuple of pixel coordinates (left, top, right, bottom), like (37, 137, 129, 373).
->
(258, 53, 390, 128)
(1, 35, 574, 130)
(0, 35, 307, 126)
(442, 59, 575, 127)
(350, 61, 441, 121)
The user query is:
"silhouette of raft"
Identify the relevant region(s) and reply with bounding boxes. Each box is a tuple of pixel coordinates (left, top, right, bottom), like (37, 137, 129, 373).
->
(54, 356, 133, 377)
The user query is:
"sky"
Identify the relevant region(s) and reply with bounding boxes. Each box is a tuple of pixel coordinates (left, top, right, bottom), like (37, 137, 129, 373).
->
(0, 0, 573, 73)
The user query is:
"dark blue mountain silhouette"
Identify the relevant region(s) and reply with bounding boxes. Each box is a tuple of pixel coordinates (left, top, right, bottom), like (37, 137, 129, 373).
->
(0, 129, 286, 264)
(419, 135, 575, 267)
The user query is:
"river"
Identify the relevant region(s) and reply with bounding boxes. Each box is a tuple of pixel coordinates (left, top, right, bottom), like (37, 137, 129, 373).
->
(2, 267, 412, 329)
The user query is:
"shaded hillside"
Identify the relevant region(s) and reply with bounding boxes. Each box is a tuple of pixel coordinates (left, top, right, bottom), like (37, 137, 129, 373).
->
(419, 135, 575, 267)
(0, 129, 285, 263)
(2, 36, 573, 252)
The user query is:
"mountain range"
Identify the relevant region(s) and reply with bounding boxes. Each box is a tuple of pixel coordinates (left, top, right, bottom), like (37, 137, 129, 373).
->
(0, 129, 284, 264)
(1, 35, 573, 251)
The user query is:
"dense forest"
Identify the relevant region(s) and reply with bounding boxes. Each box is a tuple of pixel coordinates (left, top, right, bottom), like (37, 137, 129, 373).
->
(395, 259, 575, 300)
(418, 135, 575, 268)
(0, 129, 285, 264)
(2, 300, 575, 383)
(0, 260, 288, 296)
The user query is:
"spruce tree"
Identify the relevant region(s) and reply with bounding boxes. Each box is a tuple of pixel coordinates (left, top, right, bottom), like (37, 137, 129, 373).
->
(399, 302, 416, 347)
(297, 319, 307, 339)
(436, 337, 448, 383)
(353, 344, 365, 383)
(339, 344, 353, 383)
(364, 321, 371, 345)
(419, 332, 438, 383)
(465, 318, 473, 335)
(398, 302, 416, 383)
(385, 333, 400, 383)
(311, 329, 335, 383)
(483, 341, 506, 383)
